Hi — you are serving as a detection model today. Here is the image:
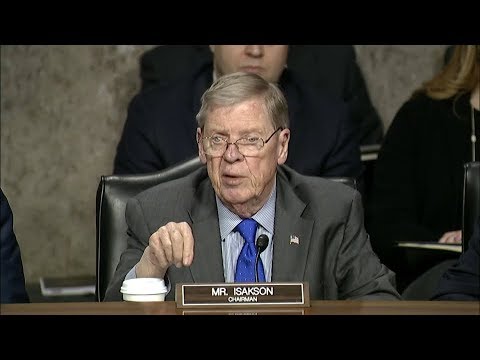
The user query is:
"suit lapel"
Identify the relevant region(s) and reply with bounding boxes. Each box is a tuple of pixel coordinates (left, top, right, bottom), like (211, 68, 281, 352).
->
(272, 170, 314, 282)
(188, 179, 225, 283)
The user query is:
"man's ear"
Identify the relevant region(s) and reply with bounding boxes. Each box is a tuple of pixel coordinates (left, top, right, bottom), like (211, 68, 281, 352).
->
(277, 128, 290, 165)
(209, 45, 215, 54)
(197, 128, 207, 164)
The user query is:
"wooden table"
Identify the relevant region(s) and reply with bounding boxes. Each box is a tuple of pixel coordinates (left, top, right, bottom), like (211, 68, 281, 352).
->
(2, 300, 478, 315)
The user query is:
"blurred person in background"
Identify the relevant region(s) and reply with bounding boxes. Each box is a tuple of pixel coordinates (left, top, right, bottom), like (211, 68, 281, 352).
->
(113, 45, 363, 187)
(368, 45, 479, 277)
(1, 188, 29, 303)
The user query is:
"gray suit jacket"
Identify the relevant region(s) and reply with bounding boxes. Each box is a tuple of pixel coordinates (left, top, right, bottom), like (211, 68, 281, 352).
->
(105, 166, 400, 301)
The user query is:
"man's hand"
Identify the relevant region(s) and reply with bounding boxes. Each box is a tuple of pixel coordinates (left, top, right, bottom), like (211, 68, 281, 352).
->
(136, 222, 194, 278)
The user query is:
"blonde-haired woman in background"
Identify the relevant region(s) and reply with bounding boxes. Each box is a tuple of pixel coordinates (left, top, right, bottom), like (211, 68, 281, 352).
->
(368, 45, 479, 288)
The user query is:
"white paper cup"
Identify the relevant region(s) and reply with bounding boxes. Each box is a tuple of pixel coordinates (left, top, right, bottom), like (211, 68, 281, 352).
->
(121, 278, 167, 302)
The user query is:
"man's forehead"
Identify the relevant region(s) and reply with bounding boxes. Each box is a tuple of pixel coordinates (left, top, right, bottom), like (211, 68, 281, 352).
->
(205, 116, 270, 134)
(208, 100, 265, 121)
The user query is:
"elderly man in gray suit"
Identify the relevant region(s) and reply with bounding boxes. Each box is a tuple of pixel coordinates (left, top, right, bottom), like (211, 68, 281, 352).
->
(105, 72, 400, 301)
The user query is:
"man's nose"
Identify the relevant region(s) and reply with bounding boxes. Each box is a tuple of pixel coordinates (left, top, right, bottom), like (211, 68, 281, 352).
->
(223, 142, 243, 162)
(245, 45, 264, 57)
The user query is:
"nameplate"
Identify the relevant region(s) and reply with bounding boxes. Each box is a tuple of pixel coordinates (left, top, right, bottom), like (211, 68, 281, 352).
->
(175, 282, 309, 308)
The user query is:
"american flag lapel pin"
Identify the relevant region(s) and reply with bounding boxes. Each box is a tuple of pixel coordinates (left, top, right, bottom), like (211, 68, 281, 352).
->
(289, 235, 300, 245)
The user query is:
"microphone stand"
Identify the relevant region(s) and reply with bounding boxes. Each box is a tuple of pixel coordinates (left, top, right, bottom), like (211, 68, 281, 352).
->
(255, 252, 262, 283)
(254, 234, 269, 282)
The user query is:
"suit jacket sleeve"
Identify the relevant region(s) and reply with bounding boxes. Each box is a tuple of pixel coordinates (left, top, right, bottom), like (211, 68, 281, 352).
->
(432, 219, 480, 300)
(345, 55, 383, 146)
(0, 189, 29, 303)
(113, 94, 166, 175)
(336, 191, 400, 300)
(321, 102, 363, 181)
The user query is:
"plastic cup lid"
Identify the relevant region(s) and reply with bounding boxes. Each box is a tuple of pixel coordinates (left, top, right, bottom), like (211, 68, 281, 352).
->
(120, 278, 167, 295)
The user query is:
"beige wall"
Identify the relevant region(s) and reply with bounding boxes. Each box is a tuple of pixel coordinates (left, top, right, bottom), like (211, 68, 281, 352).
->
(0, 45, 447, 283)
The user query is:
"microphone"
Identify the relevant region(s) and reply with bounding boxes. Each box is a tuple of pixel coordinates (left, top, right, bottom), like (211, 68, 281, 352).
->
(255, 234, 269, 282)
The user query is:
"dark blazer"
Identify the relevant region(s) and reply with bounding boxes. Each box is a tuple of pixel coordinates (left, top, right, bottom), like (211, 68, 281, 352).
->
(0, 188, 29, 303)
(140, 45, 384, 146)
(368, 93, 480, 269)
(114, 61, 363, 182)
(104, 165, 400, 301)
(432, 217, 480, 300)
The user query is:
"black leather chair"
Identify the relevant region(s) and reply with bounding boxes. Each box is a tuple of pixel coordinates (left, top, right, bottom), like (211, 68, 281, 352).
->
(462, 161, 480, 253)
(325, 177, 357, 190)
(95, 156, 204, 301)
(95, 158, 357, 302)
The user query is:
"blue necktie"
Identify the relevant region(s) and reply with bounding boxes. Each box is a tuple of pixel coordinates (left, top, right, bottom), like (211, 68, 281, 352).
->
(234, 218, 265, 282)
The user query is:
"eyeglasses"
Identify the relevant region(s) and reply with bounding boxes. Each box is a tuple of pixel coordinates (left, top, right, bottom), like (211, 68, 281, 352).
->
(201, 127, 282, 157)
